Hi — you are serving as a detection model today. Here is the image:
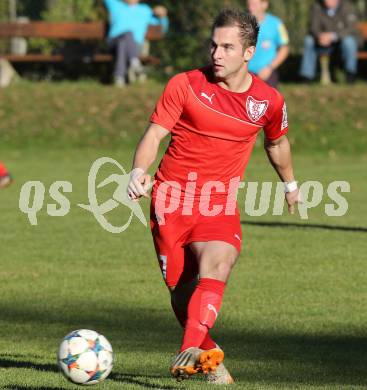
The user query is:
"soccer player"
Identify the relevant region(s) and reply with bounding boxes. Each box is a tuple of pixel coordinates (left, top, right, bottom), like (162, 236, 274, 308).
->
(0, 161, 12, 188)
(127, 8, 300, 384)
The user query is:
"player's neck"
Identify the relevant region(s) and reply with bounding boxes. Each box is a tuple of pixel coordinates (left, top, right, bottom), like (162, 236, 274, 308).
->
(217, 71, 252, 93)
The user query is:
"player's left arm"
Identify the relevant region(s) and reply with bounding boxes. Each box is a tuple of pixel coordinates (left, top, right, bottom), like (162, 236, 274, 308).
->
(264, 135, 300, 215)
(263, 92, 301, 214)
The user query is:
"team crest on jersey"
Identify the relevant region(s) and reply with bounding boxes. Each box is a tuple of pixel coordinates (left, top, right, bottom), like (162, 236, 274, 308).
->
(281, 102, 288, 130)
(246, 96, 269, 122)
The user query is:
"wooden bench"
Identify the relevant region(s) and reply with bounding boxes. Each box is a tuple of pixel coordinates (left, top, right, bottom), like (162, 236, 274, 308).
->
(0, 21, 163, 65)
(357, 22, 367, 60)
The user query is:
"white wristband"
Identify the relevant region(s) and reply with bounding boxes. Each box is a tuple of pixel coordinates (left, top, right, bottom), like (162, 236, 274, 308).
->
(131, 167, 145, 177)
(284, 180, 298, 193)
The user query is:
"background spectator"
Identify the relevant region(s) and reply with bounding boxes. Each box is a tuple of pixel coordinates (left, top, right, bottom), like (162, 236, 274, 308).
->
(299, 0, 359, 84)
(104, 0, 168, 87)
(247, 0, 290, 87)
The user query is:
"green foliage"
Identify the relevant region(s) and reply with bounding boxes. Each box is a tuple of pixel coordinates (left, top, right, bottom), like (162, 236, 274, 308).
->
(17, 0, 47, 20)
(0, 1, 9, 53)
(1, 0, 366, 68)
(26, 0, 102, 54)
(269, 0, 314, 54)
(150, 0, 244, 70)
(149, 0, 365, 70)
(41, 0, 100, 22)
(0, 1, 9, 21)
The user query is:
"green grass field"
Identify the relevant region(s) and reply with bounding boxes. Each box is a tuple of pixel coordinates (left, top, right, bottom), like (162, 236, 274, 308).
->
(0, 81, 366, 389)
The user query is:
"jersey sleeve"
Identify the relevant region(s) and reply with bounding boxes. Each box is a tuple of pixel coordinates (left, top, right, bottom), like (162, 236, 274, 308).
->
(275, 20, 289, 47)
(263, 91, 288, 140)
(150, 73, 189, 131)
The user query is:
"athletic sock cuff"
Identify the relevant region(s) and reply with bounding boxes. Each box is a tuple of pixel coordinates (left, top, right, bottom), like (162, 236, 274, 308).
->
(198, 278, 226, 294)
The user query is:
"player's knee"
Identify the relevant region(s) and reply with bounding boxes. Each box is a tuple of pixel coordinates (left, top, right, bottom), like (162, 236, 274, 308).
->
(207, 257, 236, 280)
(215, 260, 234, 277)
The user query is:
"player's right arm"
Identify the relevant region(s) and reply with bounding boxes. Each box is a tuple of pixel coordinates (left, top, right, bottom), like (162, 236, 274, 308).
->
(127, 72, 189, 201)
(128, 123, 169, 200)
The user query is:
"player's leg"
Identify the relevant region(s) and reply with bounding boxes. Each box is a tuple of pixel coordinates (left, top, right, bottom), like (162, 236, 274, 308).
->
(169, 247, 218, 350)
(167, 259, 220, 380)
(175, 212, 241, 379)
(179, 241, 237, 373)
(150, 203, 206, 380)
(0, 161, 12, 188)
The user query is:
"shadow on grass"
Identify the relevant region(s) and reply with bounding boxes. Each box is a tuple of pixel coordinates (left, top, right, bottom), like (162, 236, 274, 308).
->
(4, 387, 65, 390)
(0, 357, 178, 389)
(217, 328, 367, 386)
(0, 357, 58, 372)
(241, 220, 367, 233)
(1, 306, 367, 386)
(110, 372, 179, 389)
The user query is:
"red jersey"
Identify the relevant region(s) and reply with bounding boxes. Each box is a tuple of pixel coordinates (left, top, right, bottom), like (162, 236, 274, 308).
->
(150, 67, 288, 203)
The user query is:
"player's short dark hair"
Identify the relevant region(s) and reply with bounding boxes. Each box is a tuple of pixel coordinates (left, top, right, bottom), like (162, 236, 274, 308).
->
(212, 8, 259, 48)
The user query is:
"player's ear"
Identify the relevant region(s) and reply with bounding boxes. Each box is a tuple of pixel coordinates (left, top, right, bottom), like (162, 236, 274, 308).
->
(243, 45, 256, 62)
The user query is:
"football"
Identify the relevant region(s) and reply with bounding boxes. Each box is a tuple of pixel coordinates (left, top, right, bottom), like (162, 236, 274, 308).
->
(57, 329, 113, 385)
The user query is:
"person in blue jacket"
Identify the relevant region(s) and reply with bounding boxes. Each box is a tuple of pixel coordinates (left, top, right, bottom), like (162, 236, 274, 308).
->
(247, 0, 289, 87)
(104, 0, 169, 87)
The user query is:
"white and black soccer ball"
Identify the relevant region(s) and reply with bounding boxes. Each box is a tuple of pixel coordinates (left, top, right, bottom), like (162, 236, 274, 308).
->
(57, 329, 113, 385)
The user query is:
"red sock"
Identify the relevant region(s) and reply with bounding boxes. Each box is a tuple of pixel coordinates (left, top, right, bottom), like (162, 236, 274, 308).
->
(200, 333, 217, 350)
(0, 162, 8, 177)
(180, 278, 225, 351)
(171, 298, 217, 350)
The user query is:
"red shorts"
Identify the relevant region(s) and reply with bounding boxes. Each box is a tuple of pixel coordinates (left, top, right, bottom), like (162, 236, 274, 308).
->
(150, 200, 242, 287)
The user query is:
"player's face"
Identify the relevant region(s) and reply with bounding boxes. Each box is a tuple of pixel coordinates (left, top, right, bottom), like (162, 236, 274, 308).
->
(211, 26, 255, 80)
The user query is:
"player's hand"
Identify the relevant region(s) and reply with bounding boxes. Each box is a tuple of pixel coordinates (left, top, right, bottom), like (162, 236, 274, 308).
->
(285, 188, 302, 215)
(127, 168, 151, 201)
(153, 5, 167, 18)
(258, 66, 273, 81)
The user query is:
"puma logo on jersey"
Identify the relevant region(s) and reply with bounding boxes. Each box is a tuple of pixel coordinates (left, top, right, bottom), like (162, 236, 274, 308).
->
(201, 92, 215, 105)
(234, 233, 241, 241)
(207, 304, 218, 319)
